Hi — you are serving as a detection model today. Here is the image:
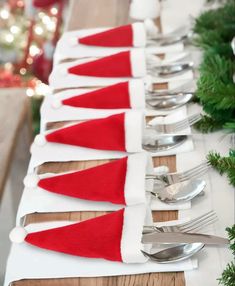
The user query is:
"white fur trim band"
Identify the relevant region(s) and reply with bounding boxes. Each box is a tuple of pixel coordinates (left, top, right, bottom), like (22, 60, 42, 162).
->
(124, 111, 144, 152)
(124, 153, 147, 205)
(130, 49, 147, 77)
(121, 204, 149, 263)
(128, 79, 145, 108)
(132, 23, 146, 47)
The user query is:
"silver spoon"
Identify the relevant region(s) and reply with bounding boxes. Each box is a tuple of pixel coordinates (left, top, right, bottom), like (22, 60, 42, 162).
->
(146, 92, 193, 110)
(149, 62, 194, 78)
(142, 134, 187, 152)
(142, 243, 204, 263)
(149, 178, 206, 204)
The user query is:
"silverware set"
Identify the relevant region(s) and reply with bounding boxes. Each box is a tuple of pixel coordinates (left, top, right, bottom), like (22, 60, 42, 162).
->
(146, 160, 211, 184)
(147, 113, 202, 133)
(141, 211, 227, 263)
(144, 161, 210, 204)
(143, 210, 217, 234)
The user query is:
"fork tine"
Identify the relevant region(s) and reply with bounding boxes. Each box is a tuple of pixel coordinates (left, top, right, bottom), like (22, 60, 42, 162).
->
(179, 165, 210, 181)
(179, 212, 217, 231)
(176, 210, 216, 228)
(182, 217, 218, 233)
(175, 161, 209, 177)
(179, 161, 210, 178)
(170, 115, 198, 130)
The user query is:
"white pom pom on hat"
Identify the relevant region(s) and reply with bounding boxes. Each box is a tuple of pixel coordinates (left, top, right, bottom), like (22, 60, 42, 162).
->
(34, 134, 47, 146)
(69, 36, 78, 47)
(59, 67, 68, 76)
(51, 99, 62, 109)
(9, 227, 28, 243)
(23, 174, 39, 188)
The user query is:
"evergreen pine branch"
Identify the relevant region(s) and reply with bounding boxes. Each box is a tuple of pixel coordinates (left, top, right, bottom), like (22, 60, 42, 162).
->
(224, 122, 235, 133)
(218, 262, 235, 286)
(218, 225, 235, 286)
(193, 0, 235, 55)
(196, 52, 235, 124)
(194, 115, 224, 133)
(226, 225, 235, 255)
(207, 151, 235, 187)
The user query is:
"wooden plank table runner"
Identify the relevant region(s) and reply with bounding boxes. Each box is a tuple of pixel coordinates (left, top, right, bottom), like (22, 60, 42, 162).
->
(12, 0, 185, 285)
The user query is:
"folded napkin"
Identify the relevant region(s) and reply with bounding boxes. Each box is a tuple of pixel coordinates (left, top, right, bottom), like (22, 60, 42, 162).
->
(40, 80, 193, 130)
(4, 217, 197, 286)
(54, 27, 184, 65)
(23, 154, 153, 206)
(51, 80, 145, 110)
(34, 111, 143, 152)
(30, 112, 193, 170)
(16, 152, 190, 223)
(11, 205, 150, 263)
(49, 54, 193, 90)
(32, 111, 193, 161)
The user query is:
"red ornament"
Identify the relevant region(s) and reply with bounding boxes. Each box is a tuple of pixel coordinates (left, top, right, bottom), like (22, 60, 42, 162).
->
(32, 51, 53, 84)
(33, 0, 60, 8)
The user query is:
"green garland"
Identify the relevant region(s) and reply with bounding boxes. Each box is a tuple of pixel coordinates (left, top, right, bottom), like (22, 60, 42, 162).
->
(192, 0, 235, 133)
(218, 225, 235, 286)
(193, 0, 235, 58)
(207, 149, 235, 187)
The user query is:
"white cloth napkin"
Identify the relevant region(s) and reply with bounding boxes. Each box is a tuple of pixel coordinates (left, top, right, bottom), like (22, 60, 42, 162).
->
(40, 80, 193, 130)
(30, 108, 194, 170)
(53, 28, 184, 65)
(4, 219, 198, 286)
(49, 57, 194, 90)
(16, 150, 190, 224)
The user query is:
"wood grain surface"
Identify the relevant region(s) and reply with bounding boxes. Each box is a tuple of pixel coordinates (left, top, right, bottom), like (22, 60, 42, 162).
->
(12, 1, 185, 285)
(0, 88, 31, 201)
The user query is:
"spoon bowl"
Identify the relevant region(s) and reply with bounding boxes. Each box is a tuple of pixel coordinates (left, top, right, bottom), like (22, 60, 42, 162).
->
(151, 178, 206, 204)
(142, 243, 204, 263)
(146, 92, 193, 110)
(142, 135, 187, 152)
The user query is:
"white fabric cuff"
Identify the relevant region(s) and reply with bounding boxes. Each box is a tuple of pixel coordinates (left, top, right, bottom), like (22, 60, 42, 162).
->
(128, 79, 146, 108)
(124, 111, 144, 152)
(121, 204, 151, 263)
(130, 49, 147, 77)
(132, 23, 147, 47)
(124, 153, 147, 205)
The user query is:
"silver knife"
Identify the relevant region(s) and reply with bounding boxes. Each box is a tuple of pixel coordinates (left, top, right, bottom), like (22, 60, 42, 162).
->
(142, 232, 229, 245)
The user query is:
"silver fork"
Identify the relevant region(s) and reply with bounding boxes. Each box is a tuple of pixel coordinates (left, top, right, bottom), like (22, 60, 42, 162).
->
(143, 210, 217, 234)
(147, 113, 201, 134)
(146, 160, 211, 184)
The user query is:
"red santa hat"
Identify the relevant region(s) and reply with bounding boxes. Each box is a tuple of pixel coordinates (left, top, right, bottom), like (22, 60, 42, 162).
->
(23, 154, 148, 205)
(60, 50, 146, 78)
(34, 111, 144, 152)
(70, 23, 146, 48)
(9, 205, 149, 263)
(51, 80, 145, 109)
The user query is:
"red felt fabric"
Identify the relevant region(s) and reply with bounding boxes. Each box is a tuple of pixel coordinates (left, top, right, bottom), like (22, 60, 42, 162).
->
(79, 24, 133, 47)
(33, 0, 59, 8)
(45, 113, 126, 151)
(38, 157, 128, 204)
(25, 209, 125, 261)
(68, 51, 132, 78)
(62, 82, 131, 109)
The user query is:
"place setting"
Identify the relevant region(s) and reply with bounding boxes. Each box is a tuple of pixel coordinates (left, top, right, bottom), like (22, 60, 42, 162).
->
(16, 151, 211, 223)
